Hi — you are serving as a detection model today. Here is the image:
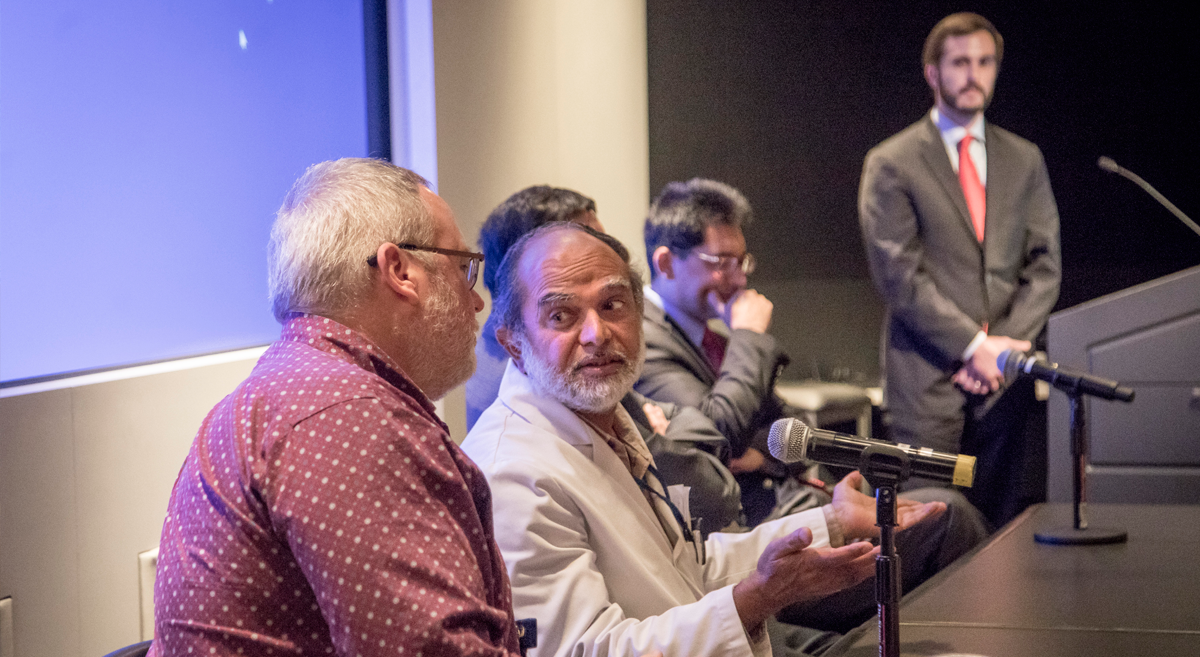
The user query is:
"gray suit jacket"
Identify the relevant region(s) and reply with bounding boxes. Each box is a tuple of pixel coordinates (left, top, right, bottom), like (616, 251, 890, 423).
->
(859, 116, 1061, 450)
(636, 301, 792, 460)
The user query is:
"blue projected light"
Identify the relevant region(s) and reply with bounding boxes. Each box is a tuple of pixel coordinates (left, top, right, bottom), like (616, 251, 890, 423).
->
(1, 1, 372, 382)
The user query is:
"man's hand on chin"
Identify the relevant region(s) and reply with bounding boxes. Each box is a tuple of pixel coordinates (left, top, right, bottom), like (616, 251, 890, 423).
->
(830, 472, 947, 540)
(709, 289, 773, 334)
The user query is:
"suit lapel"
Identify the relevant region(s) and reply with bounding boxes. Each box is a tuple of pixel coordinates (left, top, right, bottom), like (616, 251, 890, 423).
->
(646, 302, 717, 383)
(591, 437, 678, 557)
(982, 123, 1016, 262)
(499, 363, 678, 560)
(918, 117, 982, 248)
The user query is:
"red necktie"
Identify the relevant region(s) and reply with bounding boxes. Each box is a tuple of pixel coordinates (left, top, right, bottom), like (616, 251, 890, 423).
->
(959, 135, 986, 242)
(701, 327, 727, 372)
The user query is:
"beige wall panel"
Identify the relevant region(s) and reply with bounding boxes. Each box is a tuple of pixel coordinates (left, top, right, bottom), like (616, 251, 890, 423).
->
(433, 0, 649, 265)
(1, 354, 258, 656)
(547, 1, 650, 272)
(71, 360, 257, 655)
(433, 0, 649, 435)
(0, 390, 82, 657)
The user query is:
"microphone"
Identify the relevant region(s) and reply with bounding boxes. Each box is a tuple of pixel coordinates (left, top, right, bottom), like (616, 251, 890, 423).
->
(1098, 156, 1200, 239)
(767, 418, 975, 487)
(998, 349, 1135, 402)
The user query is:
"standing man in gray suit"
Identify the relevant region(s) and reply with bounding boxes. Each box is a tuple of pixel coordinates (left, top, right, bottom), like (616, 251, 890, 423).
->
(859, 12, 1061, 526)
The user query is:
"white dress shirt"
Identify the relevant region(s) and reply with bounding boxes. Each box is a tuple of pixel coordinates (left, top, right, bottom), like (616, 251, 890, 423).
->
(931, 108, 990, 359)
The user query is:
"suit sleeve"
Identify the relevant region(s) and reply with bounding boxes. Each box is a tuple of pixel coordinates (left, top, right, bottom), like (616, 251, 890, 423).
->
(638, 322, 786, 457)
(859, 148, 983, 362)
(627, 391, 743, 534)
(643, 393, 731, 451)
(987, 148, 1061, 342)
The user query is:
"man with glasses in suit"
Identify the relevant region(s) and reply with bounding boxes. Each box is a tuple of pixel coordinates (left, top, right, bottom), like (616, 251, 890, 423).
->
(637, 178, 820, 526)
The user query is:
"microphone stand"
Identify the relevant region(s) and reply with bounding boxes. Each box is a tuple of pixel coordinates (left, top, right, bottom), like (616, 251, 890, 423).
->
(1099, 156, 1200, 240)
(858, 444, 912, 657)
(1034, 390, 1127, 545)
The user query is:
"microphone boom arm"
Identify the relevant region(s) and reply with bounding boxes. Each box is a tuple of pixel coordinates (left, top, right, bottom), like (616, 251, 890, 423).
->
(1098, 156, 1200, 239)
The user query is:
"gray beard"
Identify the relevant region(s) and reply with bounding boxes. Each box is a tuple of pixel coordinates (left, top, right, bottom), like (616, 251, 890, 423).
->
(395, 268, 477, 401)
(514, 332, 644, 414)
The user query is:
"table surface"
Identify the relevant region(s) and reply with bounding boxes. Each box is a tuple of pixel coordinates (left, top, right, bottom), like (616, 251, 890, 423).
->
(831, 503, 1200, 656)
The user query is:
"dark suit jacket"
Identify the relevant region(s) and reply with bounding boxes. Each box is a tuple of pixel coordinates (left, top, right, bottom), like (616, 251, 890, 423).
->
(620, 391, 742, 535)
(858, 116, 1061, 452)
(636, 300, 792, 460)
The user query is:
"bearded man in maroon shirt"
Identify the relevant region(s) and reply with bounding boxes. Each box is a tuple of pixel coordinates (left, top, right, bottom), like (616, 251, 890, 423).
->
(148, 159, 523, 656)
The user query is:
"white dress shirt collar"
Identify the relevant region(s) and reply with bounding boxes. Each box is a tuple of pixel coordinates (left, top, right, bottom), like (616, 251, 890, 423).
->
(931, 107, 988, 186)
(644, 285, 708, 349)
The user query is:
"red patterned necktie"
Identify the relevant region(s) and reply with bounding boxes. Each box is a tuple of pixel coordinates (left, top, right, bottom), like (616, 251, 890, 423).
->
(701, 327, 727, 372)
(959, 135, 986, 242)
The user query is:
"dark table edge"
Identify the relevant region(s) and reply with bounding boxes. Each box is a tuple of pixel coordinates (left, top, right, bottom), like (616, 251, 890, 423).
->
(823, 503, 1041, 655)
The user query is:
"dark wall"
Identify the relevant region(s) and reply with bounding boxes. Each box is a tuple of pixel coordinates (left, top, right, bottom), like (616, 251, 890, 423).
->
(647, 0, 1200, 381)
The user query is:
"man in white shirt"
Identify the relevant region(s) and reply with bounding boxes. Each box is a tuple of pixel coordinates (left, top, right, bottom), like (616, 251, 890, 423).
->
(463, 222, 960, 657)
(858, 12, 1061, 526)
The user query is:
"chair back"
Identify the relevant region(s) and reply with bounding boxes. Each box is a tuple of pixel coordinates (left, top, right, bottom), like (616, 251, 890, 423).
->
(102, 640, 152, 657)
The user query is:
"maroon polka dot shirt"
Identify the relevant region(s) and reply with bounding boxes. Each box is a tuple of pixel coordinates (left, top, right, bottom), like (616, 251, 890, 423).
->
(150, 315, 521, 657)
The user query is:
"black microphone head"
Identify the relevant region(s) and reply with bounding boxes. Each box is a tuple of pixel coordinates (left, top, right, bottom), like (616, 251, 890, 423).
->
(767, 418, 811, 464)
(1098, 156, 1120, 173)
(997, 349, 1026, 381)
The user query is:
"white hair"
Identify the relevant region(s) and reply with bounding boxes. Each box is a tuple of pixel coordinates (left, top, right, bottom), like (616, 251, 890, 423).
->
(267, 158, 432, 323)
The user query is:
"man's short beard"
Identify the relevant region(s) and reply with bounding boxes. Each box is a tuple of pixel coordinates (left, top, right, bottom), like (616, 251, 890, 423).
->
(514, 330, 645, 414)
(396, 266, 477, 400)
(940, 78, 992, 114)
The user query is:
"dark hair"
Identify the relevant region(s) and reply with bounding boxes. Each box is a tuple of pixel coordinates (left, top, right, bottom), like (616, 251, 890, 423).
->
(643, 178, 753, 280)
(492, 222, 644, 335)
(479, 185, 596, 296)
(922, 12, 1004, 69)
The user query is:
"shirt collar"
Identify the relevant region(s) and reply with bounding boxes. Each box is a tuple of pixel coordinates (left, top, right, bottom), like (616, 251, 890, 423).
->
(931, 107, 986, 146)
(279, 313, 439, 418)
(578, 403, 653, 461)
(610, 404, 646, 454)
(644, 285, 708, 349)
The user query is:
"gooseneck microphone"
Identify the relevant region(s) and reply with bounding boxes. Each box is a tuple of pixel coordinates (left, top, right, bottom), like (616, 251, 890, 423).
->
(767, 418, 975, 487)
(1098, 156, 1200, 240)
(998, 349, 1135, 402)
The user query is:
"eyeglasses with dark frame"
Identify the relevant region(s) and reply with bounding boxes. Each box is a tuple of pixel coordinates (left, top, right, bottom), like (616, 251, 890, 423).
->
(367, 243, 485, 290)
(688, 250, 757, 275)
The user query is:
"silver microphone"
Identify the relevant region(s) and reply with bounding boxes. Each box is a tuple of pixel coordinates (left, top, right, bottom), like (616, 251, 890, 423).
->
(767, 418, 975, 487)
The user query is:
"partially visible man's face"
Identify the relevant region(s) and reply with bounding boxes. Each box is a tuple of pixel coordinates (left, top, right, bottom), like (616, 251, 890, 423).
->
(400, 188, 484, 400)
(506, 230, 643, 414)
(667, 223, 748, 323)
(928, 30, 998, 118)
